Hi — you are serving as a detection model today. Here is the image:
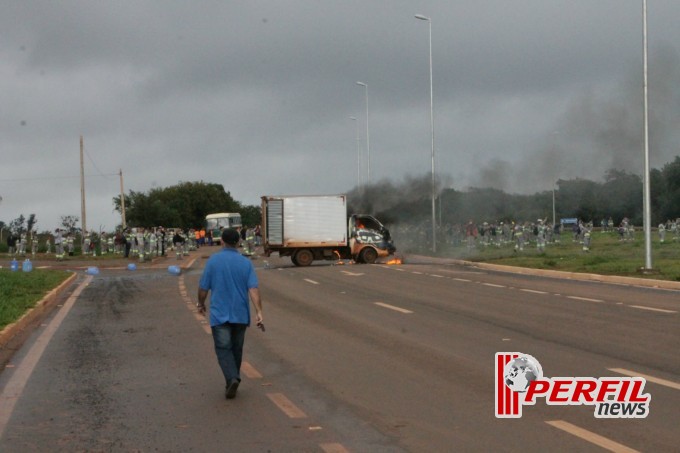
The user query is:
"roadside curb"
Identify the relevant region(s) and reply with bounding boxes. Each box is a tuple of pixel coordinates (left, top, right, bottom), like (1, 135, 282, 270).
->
(0, 272, 78, 349)
(467, 261, 680, 290)
(403, 254, 680, 291)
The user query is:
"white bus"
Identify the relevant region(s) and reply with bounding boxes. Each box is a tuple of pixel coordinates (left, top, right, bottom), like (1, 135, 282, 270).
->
(205, 213, 242, 244)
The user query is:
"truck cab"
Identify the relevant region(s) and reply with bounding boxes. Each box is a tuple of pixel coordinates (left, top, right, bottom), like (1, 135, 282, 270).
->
(349, 215, 396, 263)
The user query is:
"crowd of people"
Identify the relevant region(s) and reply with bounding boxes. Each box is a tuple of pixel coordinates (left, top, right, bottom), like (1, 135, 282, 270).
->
(389, 216, 680, 254)
(6, 216, 678, 259)
(4, 224, 264, 262)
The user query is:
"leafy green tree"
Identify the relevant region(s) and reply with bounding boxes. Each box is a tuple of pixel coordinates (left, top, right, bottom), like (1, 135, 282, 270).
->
(113, 181, 244, 228)
(649, 168, 665, 225)
(655, 156, 680, 222)
(9, 215, 25, 234)
(61, 215, 80, 234)
(26, 214, 37, 237)
(556, 178, 600, 222)
(598, 169, 642, 225)
(240, 204, 262, 228)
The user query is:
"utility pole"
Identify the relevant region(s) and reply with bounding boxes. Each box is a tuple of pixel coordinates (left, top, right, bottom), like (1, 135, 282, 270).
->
(119, 169, 127, 229)
(80, 136, 87, 240)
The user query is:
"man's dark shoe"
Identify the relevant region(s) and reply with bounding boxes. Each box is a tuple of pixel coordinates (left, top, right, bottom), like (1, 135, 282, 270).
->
(226, 380, 240, 399)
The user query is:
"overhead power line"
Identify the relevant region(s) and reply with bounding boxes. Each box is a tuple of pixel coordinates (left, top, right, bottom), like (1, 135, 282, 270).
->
(0, 173, 118, 182)
(83, 144, 113, 179)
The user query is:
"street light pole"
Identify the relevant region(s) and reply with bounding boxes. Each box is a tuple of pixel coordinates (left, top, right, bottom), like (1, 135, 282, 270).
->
(356, 81, 370, 185)
(80, 136, 87, 240)
(349, 116, 361, 192)
(642, 0, 653, 271)
(552, 183, 556, 231)
(416, 14, 437, 254)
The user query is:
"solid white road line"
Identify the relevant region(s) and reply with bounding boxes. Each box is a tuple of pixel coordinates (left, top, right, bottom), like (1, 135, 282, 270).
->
(546, 420, 639, 453)
(567, 296, 603, 303)
(374, 302, 413, 314)
(453, 278, 471, 282)
(304, 279, 320, 285)
(628, 305, 677, 314)
(0, 276, 93, 441)
(483, 283, 505, 288)
(607, 368, 680, 391)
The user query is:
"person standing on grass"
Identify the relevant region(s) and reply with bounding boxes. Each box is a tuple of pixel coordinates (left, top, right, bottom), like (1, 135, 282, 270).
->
(197, 228, 263, 400)
(7, 231, 18, 257)
(658, 222, 666, 243)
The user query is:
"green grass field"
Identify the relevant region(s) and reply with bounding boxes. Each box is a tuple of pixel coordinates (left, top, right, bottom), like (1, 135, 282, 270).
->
(0, 269, 72, 330)
(442, 231, 680, 281)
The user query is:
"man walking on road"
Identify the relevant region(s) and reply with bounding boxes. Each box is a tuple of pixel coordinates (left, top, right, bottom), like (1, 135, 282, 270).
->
(197, 228, 263, 400)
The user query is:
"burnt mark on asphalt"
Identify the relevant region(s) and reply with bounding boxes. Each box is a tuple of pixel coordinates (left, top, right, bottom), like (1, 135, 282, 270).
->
(65, 324, 115, 434)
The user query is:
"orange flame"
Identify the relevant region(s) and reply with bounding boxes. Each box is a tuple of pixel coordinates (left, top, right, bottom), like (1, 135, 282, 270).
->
(385, 258, 403, 265)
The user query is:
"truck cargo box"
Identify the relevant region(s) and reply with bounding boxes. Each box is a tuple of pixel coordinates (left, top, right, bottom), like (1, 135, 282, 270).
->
(263, 195, 348, 248)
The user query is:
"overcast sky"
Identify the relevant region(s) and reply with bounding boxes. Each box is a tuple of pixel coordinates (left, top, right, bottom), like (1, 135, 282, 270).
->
(2, 1, 680, 231)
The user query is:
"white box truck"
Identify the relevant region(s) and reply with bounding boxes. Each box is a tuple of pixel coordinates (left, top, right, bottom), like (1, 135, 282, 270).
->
(261, 195, 396, 266)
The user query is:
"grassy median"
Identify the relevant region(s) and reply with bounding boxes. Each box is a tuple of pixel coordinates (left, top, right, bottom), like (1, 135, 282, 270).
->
(447, 232, 680, 281)
(0, 269, 72, 330)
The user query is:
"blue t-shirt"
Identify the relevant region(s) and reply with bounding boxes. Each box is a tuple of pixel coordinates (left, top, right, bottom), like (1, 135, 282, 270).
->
(199, 248, 259, 327)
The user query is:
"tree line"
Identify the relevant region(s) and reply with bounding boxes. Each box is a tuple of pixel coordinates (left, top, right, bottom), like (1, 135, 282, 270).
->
(4, 157, 679, 240)
(349, 156, 680, 227)
(112, 181, 261, 229)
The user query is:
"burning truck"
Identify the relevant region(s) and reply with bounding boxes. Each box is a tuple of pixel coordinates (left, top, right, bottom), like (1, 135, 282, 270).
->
(261, 195, 396, 266)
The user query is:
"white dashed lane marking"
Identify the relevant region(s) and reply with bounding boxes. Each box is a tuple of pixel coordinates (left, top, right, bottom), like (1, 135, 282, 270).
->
(374, 302, 413, 314)
(520, 289, 548, 295)
(340, 271, 365, 276)
(608, 368, 680, 391)
(628, 305, 677, 314)
(567, 296, 603, 303)
(483, 283, 506, 288)
(546, 420, 640, 453)
(369, 264, 678, 314)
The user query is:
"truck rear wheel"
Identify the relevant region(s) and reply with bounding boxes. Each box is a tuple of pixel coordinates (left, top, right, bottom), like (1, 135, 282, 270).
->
(293, 249, 314, 267)
(359, 247, 378, 264)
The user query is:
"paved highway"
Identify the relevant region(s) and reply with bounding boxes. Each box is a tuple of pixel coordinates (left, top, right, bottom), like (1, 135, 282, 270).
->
(1, 253, 678, 452)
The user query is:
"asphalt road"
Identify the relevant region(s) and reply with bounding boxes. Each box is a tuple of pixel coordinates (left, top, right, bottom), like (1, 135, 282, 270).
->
(1, 251, 678, 452)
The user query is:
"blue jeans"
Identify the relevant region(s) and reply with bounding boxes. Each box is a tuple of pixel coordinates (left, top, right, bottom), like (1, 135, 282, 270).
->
(211, 322, 247, 384)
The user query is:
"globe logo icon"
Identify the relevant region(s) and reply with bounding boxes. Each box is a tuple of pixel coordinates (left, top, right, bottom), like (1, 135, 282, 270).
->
(504, 354, 543, 393)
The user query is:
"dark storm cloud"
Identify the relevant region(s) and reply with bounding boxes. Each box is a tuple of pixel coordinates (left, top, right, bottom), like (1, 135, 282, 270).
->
(1, 1, 680, 230)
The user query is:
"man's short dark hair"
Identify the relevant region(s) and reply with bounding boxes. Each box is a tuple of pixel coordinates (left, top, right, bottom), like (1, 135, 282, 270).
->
(221, 228, 240, 245)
